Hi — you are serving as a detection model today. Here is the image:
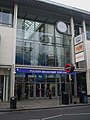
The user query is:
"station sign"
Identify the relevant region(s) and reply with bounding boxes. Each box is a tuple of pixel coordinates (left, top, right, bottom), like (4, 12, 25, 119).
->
(16, 68, 67, 74)
(65, 63, 75, 73)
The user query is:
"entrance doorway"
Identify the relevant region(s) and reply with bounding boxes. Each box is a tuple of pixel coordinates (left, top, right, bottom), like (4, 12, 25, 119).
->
(46, 83, 55, 97)
(36, 83, 55, 98)
(25, 83, 34, 99)
(15, 72, 78, 100)
(16, 83, 34, 100)
(36, 83, 45, 97)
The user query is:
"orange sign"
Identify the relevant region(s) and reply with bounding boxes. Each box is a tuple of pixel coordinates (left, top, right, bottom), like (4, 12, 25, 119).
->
(75, 42, 84, 54)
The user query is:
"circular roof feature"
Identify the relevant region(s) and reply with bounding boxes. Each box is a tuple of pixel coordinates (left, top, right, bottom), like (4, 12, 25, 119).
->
(56, 21, 67, 33)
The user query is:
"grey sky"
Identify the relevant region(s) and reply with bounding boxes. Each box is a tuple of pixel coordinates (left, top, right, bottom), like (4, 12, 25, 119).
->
(49, 0, 90, 11)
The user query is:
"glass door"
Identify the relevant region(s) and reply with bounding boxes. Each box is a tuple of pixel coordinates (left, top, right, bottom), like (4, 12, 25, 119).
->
(36, 83, 45, 97)
(41, 84, 45, 97)
(16, 73, 35, 100)
(36, 84, 40, 97)
(46, 83, 55, 97)
(28, 83, 34, 98)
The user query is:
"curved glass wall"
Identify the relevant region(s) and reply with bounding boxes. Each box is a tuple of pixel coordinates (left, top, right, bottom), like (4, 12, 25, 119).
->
(16, 19, 71, 67)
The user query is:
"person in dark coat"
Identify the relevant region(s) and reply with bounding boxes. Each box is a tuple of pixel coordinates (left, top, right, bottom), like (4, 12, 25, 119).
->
(49, 89, 52, 99)
(17, 86, 21, 101)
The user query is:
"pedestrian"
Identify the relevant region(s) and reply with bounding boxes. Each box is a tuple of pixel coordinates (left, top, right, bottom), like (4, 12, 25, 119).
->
(17, 86, 21, 101)
(49, 89, 52, 99)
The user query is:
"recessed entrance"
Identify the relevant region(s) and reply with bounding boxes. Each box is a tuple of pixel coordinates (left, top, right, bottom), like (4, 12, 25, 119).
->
(15, 73, 73, 100)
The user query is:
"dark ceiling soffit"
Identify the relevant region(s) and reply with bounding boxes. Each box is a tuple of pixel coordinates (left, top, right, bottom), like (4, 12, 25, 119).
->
(1, 0, 90, 15)
(1, 0, 90, 22)
(0, 1, 14, 7)
(18, 5, 90, 22)
(36, 0, 90, 16)
(18, 5, 71, 21)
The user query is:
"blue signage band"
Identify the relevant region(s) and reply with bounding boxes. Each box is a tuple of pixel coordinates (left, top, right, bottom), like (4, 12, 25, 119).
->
(16, 68, 76, 74)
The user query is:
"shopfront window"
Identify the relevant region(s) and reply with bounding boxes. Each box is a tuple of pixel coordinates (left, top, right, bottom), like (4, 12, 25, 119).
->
(0, 75, 10, 101)
(77, 72, 87, 95)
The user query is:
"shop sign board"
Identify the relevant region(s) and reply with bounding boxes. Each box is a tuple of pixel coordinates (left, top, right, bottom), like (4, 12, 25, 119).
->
(75, 52, 84, 63)
(74, 33, 85, 45)
(74, 42, 84, 54)
(74, 33, 85, 63)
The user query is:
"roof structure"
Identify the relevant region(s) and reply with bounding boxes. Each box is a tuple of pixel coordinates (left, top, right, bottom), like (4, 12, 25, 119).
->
(0, 0, 90, 24)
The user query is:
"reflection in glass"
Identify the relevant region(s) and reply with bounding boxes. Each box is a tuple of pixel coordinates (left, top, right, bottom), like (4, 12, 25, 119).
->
(16, 19, 71, 67)
(16, 41, 23, 64)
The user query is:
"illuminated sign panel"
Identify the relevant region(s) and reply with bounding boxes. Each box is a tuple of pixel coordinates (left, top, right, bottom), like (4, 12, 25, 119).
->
(74, 33, 85, 63)
(15, 68, 77, 74)
(75, 43, 84, 54)
(74, 33, 85, 45)
(75, 52, 84, 62)
(65, 63, 75, 73)
(16, 68, 67, 74)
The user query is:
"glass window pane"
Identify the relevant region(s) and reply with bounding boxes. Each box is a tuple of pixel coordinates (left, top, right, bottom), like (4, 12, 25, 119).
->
(16, 41, 23, 64)
(56, 46, 65, 67)
(63, 35, 71, 45)
(74, 24, 83, 37)
(34, 43, 40, 65)
(55, 30, 63, 44)
(65, 47, 71, 64)
(23, 42, 34, 65)
(0, 7, 13, 25)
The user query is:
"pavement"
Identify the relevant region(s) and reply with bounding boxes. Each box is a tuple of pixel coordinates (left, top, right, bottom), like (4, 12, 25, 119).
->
(0, 97, 90, 112)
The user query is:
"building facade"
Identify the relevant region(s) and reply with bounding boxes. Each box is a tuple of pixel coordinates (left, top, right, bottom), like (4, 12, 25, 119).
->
(0, 0, 90, 101)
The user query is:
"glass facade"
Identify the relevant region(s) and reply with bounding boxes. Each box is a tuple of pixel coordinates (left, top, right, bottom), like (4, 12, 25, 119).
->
(15, 19, 74, 100)
(16, 19, 71, 67)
